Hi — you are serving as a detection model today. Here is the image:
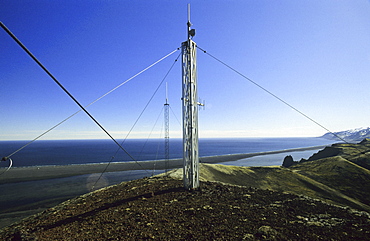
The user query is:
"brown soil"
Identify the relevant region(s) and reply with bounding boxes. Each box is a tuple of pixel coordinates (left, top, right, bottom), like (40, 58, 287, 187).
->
(1, 176, 370, 240)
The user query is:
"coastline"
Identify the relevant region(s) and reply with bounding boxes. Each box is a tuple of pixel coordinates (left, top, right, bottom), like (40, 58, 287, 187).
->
(0, 145, 327, 184)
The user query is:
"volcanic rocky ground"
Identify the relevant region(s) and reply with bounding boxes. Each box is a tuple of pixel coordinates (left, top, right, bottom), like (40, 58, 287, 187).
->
(0, 176, 370, 240)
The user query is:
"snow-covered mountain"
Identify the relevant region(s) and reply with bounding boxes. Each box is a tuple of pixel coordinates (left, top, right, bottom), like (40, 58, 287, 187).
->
(321, 127, 370, 142)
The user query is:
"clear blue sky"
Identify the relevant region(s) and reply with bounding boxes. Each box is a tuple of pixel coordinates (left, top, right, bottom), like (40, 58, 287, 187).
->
(1, 1, 369, 140)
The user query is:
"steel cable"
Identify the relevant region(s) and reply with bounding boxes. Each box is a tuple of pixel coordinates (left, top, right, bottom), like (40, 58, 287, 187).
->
(197, 45, 348, 144)
(1, 21, 179, 165)
(91, 52, 181, 190)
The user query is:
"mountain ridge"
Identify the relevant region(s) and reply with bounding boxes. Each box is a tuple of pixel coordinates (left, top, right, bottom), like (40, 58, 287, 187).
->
(321, 127, 370, 142)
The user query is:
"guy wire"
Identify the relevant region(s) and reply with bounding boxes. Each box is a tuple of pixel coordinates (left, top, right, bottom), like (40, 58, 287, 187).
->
(2, 48, 178, 161)
(91, 52, 181, 190)
(1, 19, 179, 162)
(197, 45, 349, 144)
(0, 21, 138, 163)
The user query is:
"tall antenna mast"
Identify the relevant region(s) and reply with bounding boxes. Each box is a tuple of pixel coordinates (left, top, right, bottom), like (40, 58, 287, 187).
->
(164, 82, 169, 173)
(182, 3, 199, 189)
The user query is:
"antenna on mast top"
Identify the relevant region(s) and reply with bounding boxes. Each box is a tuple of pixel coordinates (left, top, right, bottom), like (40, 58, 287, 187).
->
(187, 4, 191, 24)
(165, 82, 168, 105)
(187, 3, 195, 40)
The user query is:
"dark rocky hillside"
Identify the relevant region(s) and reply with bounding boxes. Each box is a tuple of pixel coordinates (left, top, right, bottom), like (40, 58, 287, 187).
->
(0, 177, 370, 240)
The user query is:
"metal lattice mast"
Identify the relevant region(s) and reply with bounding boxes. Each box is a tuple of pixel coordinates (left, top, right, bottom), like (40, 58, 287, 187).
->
(182, 4, 199, 189)
(164, 83, 170, 173)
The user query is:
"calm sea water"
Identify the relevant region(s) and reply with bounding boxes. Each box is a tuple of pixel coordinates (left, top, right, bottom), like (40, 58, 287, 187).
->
(0, 138, 336, 168)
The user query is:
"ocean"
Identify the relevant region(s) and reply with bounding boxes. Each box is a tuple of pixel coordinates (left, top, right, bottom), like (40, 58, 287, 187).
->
(0, 137, 336, 168)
